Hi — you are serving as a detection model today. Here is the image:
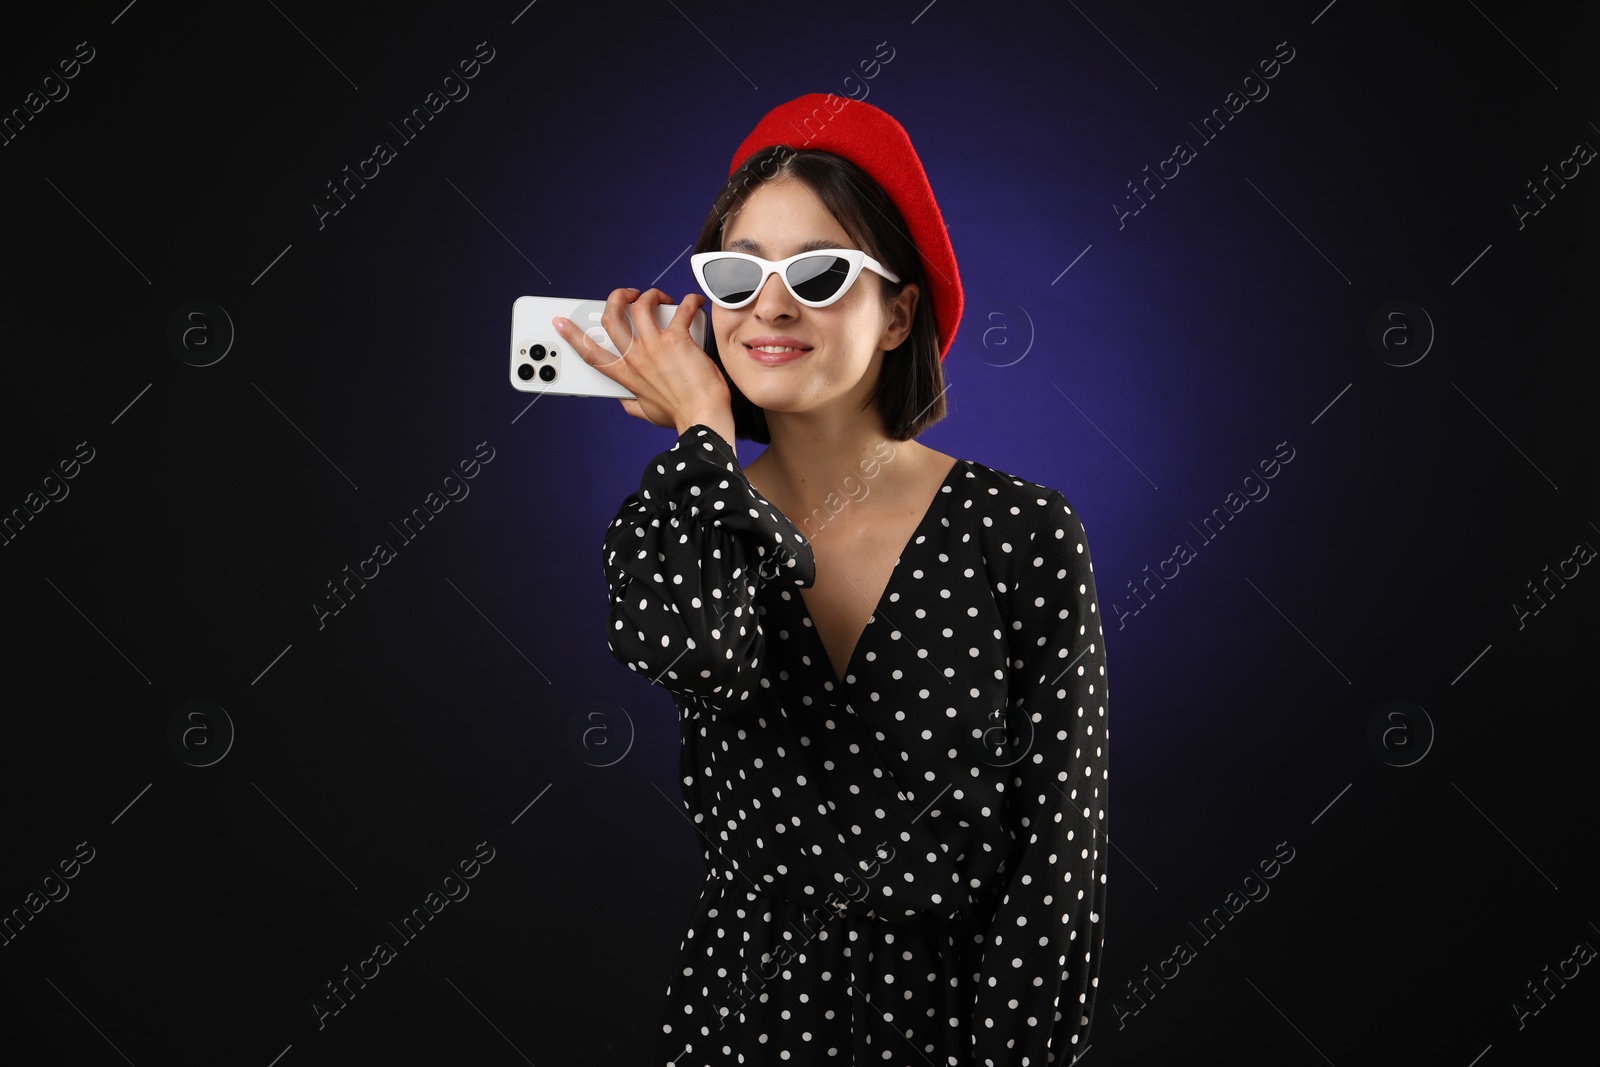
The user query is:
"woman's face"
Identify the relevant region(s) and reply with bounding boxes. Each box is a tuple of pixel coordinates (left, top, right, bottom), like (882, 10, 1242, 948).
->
(712, 177, 915, 429)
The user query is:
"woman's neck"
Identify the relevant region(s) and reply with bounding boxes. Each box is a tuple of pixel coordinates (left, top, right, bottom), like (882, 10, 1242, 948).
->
(746, 410, 931, 526)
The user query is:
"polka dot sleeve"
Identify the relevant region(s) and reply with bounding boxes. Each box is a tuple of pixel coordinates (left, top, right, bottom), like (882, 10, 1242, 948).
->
(600, 424, 815, 713)
(972, 490, 1109, 1065)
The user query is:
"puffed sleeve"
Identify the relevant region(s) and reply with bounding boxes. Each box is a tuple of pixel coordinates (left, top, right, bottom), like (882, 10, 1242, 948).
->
(971, 489, 1110, 1065)
(600, 424, 815, 713)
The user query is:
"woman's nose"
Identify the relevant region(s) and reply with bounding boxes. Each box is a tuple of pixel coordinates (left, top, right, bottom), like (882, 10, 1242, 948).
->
(751, 270, 797, 318)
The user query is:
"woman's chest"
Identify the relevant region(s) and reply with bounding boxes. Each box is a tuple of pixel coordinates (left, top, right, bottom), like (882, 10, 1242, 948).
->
(789, 526, 1015, 707)
(798, 527, 908, 684)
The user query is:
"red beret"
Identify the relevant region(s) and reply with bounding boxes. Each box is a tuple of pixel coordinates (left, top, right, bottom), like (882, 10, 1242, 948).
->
(727, 93, 963, 362)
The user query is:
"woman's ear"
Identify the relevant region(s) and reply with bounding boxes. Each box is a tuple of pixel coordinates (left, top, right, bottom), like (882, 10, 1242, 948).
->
(880, 282, 919, 351)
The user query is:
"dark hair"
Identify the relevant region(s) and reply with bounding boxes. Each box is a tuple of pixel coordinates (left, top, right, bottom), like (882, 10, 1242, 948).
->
(690, 146, 947, 444)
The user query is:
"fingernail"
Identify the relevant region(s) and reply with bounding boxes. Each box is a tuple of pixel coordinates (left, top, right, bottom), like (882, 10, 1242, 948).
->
(552, 316, 567, 329)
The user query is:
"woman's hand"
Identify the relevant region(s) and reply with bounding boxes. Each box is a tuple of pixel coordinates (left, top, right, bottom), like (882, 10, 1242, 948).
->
(553, 288, 734, 440)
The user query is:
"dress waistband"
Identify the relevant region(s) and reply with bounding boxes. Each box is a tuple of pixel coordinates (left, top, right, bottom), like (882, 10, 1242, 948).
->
(707, 862, 1003, 927)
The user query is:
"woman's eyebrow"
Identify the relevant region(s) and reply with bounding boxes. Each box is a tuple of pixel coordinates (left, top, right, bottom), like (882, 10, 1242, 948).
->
(724, 237, 841, 255)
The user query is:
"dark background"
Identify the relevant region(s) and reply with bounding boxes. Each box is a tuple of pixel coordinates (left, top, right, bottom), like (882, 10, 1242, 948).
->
(1, 1, 1595, 1063)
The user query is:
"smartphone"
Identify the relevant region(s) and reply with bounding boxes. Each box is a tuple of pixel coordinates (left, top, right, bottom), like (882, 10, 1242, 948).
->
(509, 295, 707, 399)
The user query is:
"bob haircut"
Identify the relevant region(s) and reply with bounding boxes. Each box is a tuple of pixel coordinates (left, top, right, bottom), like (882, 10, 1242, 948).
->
(689, 145, 948, 444)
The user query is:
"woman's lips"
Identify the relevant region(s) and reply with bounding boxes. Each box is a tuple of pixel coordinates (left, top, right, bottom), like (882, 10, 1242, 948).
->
(739, 343, 806, 364)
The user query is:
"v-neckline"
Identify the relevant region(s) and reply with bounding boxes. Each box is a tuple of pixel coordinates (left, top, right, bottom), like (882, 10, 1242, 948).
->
(792, 457, 966, 691)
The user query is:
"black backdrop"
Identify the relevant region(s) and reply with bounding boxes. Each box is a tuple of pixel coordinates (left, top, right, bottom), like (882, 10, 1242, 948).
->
(1, 1, 1596, 1064)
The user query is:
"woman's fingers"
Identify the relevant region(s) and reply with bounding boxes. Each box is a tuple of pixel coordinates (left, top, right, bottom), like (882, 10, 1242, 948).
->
(592, 290, 700, 363)
(668, 292, 705, 335)
(563, 286, 726, 431)
(600, 287, 646, 357)
(560, 285, 637, 364)
(628, 288, 674, 342)
(553, 310, 632, 390)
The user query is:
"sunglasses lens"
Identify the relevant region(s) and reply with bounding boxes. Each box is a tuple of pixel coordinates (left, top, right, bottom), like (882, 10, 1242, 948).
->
(787, 255, 851, 303)
(701, 257, 762, 305)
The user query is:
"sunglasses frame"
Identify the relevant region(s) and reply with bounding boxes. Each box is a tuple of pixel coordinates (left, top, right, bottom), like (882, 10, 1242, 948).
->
(689, 248, 901, 310)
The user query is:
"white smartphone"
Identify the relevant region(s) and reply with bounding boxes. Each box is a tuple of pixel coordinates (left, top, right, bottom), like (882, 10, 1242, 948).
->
(509, 295, 708, 399)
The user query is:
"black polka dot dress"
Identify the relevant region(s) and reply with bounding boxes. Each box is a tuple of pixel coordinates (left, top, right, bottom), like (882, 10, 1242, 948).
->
(602, 425, 1109, 1066)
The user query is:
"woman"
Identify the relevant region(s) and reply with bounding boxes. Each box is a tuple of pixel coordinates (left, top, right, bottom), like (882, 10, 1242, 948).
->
(555, 94, 1109, 1066)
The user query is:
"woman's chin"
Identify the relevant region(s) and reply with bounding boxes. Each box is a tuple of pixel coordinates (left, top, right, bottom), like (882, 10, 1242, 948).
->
(733, 381, 804, 413)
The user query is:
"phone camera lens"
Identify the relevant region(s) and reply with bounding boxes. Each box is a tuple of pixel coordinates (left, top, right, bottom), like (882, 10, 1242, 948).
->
(516, 364, 534, 381)
(539, 365, 556, 382)
(530, 344, 546, 361)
